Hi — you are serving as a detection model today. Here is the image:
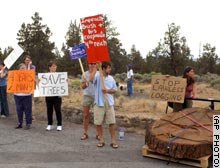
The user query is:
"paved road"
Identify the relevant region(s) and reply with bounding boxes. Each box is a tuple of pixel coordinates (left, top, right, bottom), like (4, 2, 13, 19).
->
(0, 114, 198, 168)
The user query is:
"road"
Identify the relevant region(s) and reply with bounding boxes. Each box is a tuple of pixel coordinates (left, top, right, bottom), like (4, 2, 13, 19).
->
(0, 112, 199, 168)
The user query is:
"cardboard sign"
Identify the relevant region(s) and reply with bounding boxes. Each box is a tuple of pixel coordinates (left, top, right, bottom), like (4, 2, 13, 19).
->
(38, 72, 68, 97)
(4, 45, 24, 69)
(34, 85, 40, 97)
(80, 14, 109, 63)
(150, 75, 186, 103)
(7, 70, 35, 93)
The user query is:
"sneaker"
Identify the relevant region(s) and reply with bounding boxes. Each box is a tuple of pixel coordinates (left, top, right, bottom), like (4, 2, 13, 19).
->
(15, 124, 22, 129)
(57, 126, 62, 131)
(1, 115, 6, 118)
(46, 125, 53, 131)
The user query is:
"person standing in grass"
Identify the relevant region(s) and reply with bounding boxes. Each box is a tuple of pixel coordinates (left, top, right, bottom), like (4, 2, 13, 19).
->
(173, 66, 198, 112)
(80, 62, 99, 140)
(126, 64, 133, 96)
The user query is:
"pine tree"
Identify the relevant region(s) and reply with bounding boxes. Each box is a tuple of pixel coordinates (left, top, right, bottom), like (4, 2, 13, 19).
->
(57, 20, 83, 76)
(17, 12, 56, 72)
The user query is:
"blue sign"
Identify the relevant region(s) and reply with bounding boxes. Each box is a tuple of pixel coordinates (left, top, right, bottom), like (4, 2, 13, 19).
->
(68, 43, 86, 60)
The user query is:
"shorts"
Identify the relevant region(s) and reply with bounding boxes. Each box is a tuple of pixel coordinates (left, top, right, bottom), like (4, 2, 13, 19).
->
(94, 105, 116, 125)
(81, 95, 94, 107)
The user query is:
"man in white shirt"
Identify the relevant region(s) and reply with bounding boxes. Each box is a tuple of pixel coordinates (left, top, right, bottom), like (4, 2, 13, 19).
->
(126, 64, 133, 96)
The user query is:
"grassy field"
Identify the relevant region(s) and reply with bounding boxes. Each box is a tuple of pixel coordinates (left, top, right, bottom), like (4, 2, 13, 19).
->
(31, 80, 220, 122)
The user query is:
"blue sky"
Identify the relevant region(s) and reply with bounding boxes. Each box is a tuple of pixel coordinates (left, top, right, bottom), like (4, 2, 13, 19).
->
(1, 0, 220, 58)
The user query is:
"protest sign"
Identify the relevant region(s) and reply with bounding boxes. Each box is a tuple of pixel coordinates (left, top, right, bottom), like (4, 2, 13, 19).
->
(34, 85, 40, 97)
(4, 45, 24, 69)
(150, 75, 186, 103)
(7, 70, 35, 93)
(80, 14, 109, 63)
(68, 43, 86, 60)
(38, 72, 68, 97)
(68, 43, 86, 76)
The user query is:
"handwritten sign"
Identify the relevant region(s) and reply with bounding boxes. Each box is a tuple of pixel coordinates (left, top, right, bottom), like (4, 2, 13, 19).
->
(4, 45, 24, 69)
(150, 75, 186, 103)
(7, 70, 35, 93)
(38, 72, 68, 97)
(80, 14, 109, 63)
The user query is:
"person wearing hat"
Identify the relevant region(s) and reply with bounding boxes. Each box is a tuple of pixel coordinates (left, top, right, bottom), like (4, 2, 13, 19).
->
(126, 64, 133, 96)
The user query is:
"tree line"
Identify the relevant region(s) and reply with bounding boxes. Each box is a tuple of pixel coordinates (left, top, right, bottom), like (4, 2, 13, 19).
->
(0, 12, 219, 77)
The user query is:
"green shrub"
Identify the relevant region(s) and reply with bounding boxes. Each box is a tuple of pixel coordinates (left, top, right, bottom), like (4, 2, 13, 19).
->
(114, 73, 127, 82)
(71, 79, 81, 90)
(133, 73, 143, 81)
(210, 78, 220, 87)
(196, 73, 219, 83)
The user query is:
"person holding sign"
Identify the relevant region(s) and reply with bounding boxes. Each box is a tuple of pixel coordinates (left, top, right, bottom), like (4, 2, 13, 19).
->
(80, 63, 99, 140)
(126, 64, 133, 96)
(24, 54, 36, 71)
(90, 62, 118, 149)
(45, 61, 62, 131)
(24, 54, 36, 121)
(14, 63, 33, 129)
(0, 63, 9, 117)
(173, 66, 198, 112)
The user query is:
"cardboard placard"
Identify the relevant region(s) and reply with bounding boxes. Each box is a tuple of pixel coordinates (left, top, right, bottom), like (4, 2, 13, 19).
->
(4, 45, 24, 69)
(38, 72, 68, 97)
(150, 75, 186, 103)
(7, 70, 35, 93)
(80, 14, 109, 63)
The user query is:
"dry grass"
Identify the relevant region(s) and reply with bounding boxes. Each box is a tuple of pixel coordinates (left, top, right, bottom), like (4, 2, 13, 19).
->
(114, 82, 220, 119)
(33, 81, 220, 121)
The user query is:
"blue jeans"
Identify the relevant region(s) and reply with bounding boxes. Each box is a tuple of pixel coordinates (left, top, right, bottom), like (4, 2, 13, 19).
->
(0, 86, 9, 116)
(127, 80, 133, 96)
(14, 95, 32, 125)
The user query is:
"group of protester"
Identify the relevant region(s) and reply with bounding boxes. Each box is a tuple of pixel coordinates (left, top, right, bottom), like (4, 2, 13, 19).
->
(80, 62, 119, 148)
(0, 55, 62, 131)
(0, 56, 121, 148)
(0, 52, 197, 148)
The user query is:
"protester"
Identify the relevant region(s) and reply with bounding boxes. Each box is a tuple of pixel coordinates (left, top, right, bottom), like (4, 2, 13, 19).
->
(80, 62, 99, 140)
(14, 63, 33, 129)
(126, 64, 133, 96)
(45, 61, 62, 131)
(173, 66, 198, 112)
(90, 62, 118, 149)
(24, 54, 36, 70)
(24, 54, 36, 120)
(0, 63, 9, 117)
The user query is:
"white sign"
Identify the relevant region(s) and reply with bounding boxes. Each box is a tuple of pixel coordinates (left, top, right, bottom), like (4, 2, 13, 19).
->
(4, 45, 24, 69)
(34, 85, 40, 97)
(38, 72, 68, 97)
